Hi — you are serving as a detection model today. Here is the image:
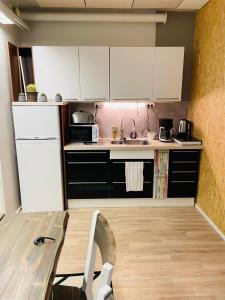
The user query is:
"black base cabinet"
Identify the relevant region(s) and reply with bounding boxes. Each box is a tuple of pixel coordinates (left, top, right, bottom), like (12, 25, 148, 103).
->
(65, 150, 200, 200)
(167, 150, 200, 198)
(110, 159, 154, 198)
(65, 151, 154, 199)
(65, 151, 110, 199)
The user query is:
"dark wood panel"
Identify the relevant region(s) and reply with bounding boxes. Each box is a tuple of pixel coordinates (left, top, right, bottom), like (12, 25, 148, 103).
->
(8, 42, 21, 101)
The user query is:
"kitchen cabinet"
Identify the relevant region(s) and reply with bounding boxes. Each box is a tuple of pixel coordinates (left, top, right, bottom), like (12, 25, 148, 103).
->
(110, 47, 154, 100)
(79, 46, 109, 101)
(153, 47, 184, 101)
(32, 46, 80, 100)
(65, 150, 110, 199)
(167, 150, 200, 198)
(110, 159, 154, 198)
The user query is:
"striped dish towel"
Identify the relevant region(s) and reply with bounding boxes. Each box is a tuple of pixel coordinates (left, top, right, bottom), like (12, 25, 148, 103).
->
(125, 162, 144, 192)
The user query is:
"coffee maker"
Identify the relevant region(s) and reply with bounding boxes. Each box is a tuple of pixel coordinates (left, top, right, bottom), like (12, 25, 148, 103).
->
(159, 119, 173, 142)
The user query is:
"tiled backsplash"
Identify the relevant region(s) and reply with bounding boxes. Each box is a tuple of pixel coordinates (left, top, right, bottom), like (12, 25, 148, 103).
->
(70, 102, 188, 139)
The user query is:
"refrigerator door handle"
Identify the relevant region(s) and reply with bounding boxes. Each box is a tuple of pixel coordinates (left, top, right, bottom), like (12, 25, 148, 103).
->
(16, 137, 58, 141)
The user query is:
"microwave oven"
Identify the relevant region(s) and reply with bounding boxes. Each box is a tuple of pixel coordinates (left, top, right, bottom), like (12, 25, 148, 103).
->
(68, 124, 99, 143)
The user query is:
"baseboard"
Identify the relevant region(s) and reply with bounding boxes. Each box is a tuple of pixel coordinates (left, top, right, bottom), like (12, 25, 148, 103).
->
(195, 204, 225, 242)
(68, 198, 195, 208)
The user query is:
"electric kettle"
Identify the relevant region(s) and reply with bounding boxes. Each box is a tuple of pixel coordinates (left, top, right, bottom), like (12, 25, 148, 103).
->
(178, 119, 192, 139)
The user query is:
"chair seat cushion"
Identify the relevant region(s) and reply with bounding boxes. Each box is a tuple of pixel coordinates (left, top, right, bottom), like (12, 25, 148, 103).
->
(52, 285, 87, 300)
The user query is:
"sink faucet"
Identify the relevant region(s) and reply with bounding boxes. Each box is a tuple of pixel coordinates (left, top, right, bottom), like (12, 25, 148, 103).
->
(120, 117, 136, 141)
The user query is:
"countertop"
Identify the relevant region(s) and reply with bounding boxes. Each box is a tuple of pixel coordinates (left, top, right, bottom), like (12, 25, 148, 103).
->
(64, 139, 203, 151)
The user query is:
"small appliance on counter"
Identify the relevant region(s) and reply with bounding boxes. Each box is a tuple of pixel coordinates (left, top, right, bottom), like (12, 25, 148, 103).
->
(177, 119, 192, 139)
(172, 119, 202, 145)
(72, 112, 94, 124)
(159, 119, 174, 142)
(68, 124, 99, 143)
(69, 111, 99, 143)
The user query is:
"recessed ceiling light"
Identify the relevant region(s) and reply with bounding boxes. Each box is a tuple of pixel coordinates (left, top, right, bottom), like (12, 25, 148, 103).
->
(0, 11, 14, 24)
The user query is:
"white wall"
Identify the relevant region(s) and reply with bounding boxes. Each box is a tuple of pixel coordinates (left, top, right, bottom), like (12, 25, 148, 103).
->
(0, 24, 21, 213)
(21, 21, 156, 46)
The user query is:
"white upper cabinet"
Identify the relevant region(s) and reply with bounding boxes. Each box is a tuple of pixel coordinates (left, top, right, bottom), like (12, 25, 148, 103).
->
(32, 46, 80, 100)
(110, 47, 154, 100)
(153, 47, 184, 101)
(79, 46, 109, 101)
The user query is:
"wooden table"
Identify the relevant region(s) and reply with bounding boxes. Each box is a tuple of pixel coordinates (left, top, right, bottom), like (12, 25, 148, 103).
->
(0, 211, 69, 300)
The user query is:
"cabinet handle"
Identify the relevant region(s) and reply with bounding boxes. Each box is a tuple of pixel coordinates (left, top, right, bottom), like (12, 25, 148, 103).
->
(156, 97, 179, 100)
(67, 162, 107, 164)
(171, 181, 196, 183)
(82, 98, 107, 101)
(68, 182, 108, 185)
(172, 161, 197, 164)
(111, 98, 151, 101)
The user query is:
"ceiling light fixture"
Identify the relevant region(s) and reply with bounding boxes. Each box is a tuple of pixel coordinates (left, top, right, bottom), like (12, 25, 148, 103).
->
(0, 1, 30, 31)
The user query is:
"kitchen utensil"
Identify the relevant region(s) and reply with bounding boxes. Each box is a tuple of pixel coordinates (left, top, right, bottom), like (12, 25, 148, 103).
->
(72, 112, 94, 124)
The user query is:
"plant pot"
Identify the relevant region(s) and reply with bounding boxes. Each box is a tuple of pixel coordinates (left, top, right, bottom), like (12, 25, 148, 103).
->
(27, 92, 38, 102)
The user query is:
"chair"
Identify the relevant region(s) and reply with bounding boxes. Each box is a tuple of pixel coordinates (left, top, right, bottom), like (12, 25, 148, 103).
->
(53, 210, 116, 300)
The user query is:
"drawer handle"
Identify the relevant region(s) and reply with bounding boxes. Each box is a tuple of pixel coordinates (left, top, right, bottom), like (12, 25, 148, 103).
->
(171, 181, 196, 183)
(68, 182, 108, 185)
(172, 161, 197, 164)
(172, 171, 197, 174)
(67, 162, 107, 164)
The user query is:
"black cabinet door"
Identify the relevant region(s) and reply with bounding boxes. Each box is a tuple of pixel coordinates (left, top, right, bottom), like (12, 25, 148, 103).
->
(168, 150, 200, 198)
(66, 161, 109, 182)
(110, 183, 153, 198)
(110, 159, 154, 198)
(67, 182, 109, 199)
(66, 151, 109, 162)
(65, 150, 110, 199)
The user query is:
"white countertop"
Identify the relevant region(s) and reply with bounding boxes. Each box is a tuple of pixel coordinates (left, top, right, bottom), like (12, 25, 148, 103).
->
(64, 139, 203, 151)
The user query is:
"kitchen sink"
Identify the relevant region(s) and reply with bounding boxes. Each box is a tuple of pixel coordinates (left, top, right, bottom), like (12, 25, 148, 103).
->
(125, 139, 149, 145)
(111, 140, 124, 144)
(111, 139, 149, 145)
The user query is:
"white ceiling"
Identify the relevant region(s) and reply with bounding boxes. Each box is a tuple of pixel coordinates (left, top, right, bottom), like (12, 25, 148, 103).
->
(133, 0, 183, 9)
(11, 0, 210, 10)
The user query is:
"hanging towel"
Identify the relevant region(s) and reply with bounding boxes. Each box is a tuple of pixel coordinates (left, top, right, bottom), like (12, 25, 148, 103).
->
(125, 162, 144, 192)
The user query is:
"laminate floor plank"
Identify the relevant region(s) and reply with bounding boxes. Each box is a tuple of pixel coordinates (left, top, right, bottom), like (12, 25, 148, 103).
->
(57, 207, 225, 299)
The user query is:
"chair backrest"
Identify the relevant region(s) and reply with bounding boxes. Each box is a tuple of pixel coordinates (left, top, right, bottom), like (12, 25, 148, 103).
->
(82, 210, 116, 300)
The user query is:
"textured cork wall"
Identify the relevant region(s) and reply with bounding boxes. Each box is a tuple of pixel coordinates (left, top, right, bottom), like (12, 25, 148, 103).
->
(188, 0, 225, 233)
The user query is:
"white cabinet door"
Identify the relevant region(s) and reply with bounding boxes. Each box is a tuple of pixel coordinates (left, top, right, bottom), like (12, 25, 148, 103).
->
(153, 47, 184, 101)
(110, 47, 154, 100)
(79, 46, 109, 101)
(33, 46, 80, 100)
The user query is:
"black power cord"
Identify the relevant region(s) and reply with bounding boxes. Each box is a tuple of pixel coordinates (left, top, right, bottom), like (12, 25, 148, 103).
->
(34, 236, 55, 246)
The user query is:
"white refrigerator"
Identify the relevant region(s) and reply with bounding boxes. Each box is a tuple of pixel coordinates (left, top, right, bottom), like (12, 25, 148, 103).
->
(13, 105, 64, 212)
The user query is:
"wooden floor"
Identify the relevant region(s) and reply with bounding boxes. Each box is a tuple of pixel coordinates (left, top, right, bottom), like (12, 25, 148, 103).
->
(57, 207, 225, 299)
